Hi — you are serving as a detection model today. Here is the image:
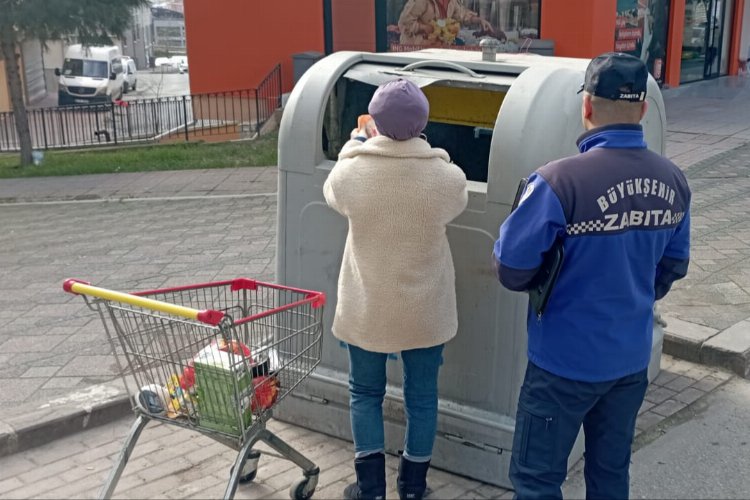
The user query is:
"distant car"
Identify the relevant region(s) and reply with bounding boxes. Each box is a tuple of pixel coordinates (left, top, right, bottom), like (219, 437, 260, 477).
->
(121, 56, 138, 93)
(154, 56, 172, 70)
(153, 56, 188, 73)
(172, 56, 188, 74)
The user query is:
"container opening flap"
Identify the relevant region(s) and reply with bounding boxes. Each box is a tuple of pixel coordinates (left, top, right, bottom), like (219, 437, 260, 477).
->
(324, 76, 503, 183)
(344, 63, 436, 88)
(343, 61, 515, 91)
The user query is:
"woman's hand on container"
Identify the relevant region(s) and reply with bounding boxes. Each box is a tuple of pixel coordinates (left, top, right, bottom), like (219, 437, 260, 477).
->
(362, 121, 378, 138)
(350, 118, 378, 141)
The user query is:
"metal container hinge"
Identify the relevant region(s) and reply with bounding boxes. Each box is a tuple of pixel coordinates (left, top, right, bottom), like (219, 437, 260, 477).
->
(443, 433, 505, 454)
(292, 393, 329, 405)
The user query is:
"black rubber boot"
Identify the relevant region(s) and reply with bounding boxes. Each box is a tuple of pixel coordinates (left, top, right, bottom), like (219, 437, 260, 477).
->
(343, 452, 386, 500)
(397, 455, 431, 500)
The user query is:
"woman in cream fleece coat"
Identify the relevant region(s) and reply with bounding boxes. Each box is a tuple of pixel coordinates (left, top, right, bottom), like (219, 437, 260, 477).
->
(323, 78, 467, 500)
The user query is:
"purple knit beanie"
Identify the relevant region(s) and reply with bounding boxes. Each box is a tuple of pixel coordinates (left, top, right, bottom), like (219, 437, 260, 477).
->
(368, 78, 429, 141)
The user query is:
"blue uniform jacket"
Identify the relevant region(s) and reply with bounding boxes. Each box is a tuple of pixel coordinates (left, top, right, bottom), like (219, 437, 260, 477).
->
(493, 124, 691, 382)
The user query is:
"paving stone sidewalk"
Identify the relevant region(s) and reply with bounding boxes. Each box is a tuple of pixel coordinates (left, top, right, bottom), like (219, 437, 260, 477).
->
(662, 77, 750, 170)
(654, 77, 750, 376)
(658, 142, 750, 376)
(646, 77, 750, 376)
(0, 193, 278, 409)
(0, 355, 733, 500)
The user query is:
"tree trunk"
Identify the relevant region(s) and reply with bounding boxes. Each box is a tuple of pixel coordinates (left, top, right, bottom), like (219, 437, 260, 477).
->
(1, 30, 33, 166)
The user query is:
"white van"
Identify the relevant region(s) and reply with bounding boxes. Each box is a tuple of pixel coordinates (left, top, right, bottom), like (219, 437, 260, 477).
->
(55, 44, 125, 105)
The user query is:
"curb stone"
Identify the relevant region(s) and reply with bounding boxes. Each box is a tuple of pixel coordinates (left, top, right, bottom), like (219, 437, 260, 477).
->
(663, 316, 750, 379)
(0, 379, 132, 459)
(701, 320, 750, 378)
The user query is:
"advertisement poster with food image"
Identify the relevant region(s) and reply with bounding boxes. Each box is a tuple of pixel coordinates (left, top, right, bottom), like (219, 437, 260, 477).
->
(385, 0, 541, 52)
(615, 0, 670, 84)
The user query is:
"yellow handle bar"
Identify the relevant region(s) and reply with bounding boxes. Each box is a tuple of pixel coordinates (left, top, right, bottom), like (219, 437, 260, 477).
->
(63, 279, 225, 325)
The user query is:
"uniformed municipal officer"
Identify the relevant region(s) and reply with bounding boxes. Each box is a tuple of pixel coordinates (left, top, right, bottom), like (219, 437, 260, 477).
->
(493, 52, 692, 499)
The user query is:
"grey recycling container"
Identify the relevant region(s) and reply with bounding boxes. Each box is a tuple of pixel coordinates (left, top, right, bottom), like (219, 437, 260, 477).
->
(292, 51, 325, 85)
(275, 49, 667, 488)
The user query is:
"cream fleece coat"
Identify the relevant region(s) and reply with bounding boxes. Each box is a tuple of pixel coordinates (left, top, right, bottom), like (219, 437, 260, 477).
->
(323, 136, 468, 353)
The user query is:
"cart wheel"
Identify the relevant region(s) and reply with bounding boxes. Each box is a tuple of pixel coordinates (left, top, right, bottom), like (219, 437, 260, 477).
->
(239, 468, 257, 483)
(289, 478, 316, 500)
(232, 450, 260, 483)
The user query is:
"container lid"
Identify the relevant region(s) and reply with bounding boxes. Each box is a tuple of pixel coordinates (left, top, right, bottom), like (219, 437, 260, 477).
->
(344, 61, 515, 91)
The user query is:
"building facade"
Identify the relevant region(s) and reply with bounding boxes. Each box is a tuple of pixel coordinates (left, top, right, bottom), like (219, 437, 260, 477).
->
(0, 39, 68, 111)
(183, 0, 749, 94)
(122, 5, 154, 69)
(153, 0, 184, 14)
(183, 0, 324, 94)
(152, 6, 187, 56)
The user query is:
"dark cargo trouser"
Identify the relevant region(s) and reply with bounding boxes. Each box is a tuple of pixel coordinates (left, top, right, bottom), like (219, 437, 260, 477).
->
(510, 361, 648, 500)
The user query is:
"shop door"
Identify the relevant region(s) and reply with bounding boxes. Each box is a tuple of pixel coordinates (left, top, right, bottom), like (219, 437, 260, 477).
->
(703, 0, 728, 78)
(681, 0, 733, 82)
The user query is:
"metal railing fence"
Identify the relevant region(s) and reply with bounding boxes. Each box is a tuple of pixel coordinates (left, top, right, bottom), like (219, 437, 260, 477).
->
(0, 64, 282, 152)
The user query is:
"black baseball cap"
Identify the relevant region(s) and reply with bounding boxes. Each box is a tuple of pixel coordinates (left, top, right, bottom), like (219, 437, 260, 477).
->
(577, 52, 648, 102)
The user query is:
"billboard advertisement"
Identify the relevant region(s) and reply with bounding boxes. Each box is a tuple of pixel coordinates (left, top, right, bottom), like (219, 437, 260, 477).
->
(615, 0, 671, 84)
(384, 0, 541, 52)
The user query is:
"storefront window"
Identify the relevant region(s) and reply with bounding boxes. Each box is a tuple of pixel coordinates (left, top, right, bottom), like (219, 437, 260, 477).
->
(384, 0, 541, 52)
(682, 0, 711, 81)
(680, 0, 734, 82)
(615, 0, 671, 85)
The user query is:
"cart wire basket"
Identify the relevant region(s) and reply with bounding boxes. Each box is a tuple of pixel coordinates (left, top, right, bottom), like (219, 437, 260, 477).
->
(63, 277, 326, 500)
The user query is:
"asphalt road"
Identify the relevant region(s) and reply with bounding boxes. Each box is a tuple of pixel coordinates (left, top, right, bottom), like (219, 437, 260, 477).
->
(629, 378, 750, 499)
(123, 69, 191, 99)
(563, 376, 750, 499)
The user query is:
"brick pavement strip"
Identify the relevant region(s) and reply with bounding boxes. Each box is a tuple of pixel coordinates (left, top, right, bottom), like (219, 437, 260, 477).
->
(636, 411, 665, 432)
(692, 374, 731, 392)
(673, 387, 706, 405)
(0, 478, 23, 496)
(663, 375, 695, 392)
(0, 414, 514, 500)
(0, 287, 738, 493)
(645, 385, 677, 405)
(651, 399, 688, 418)
(312, 479, 353, 500)
(638, 400, 655, 415)
(0, 475, 67, 499)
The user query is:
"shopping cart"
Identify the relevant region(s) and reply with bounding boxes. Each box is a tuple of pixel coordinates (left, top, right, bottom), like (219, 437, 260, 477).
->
(63, 277, 325, 500)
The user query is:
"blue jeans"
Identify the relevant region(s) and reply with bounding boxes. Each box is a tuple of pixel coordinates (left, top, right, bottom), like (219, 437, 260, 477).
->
(510, 361, 649, 500)
(347, 343, 444, 462)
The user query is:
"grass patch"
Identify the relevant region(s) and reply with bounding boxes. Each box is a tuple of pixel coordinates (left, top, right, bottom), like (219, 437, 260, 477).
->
(0, 133, 278, 178)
